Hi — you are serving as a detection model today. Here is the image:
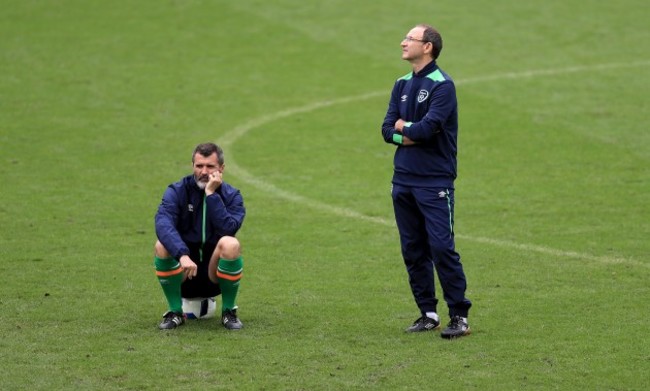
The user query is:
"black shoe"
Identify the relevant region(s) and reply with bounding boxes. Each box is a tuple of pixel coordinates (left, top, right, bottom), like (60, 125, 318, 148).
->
(405, 315, 440, 332)
(441, 316, 470, 339)
(158, 311, 185, 330)
(222, 309, 243, 330)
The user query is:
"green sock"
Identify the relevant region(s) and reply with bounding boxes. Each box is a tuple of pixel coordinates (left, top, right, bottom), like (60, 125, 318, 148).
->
(154, 256, 183, 314)
(216, 257, 243, 312)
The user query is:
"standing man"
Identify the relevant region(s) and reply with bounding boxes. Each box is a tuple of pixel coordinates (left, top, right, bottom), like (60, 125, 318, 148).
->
(381, 24, 472, 339)
(154, 142, 245, 330)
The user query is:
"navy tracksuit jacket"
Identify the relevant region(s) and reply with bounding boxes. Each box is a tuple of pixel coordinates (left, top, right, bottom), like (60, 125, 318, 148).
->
(155, 175, 245, 261)
(382, 60, 471, 317)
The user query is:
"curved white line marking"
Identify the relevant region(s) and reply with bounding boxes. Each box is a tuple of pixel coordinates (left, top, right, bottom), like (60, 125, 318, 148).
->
(221, 61, 650, 268)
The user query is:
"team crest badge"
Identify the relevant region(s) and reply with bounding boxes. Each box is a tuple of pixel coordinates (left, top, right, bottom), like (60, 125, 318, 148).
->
(417, 90, 429, 103)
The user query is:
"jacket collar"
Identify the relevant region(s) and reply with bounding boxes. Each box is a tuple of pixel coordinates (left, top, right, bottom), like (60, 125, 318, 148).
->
(413, 60, 437, 77)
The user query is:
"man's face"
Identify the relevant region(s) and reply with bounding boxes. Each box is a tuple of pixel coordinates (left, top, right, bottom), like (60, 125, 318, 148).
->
(401, 26, 429, 62)
(192, 152, 222, 189)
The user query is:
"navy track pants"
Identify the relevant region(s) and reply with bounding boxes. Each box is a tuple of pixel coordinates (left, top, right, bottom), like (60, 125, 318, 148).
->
(391, 184, 472, 317)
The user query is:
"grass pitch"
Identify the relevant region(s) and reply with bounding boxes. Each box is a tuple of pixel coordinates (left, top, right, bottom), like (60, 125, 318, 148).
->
(1, 1, 648, 390)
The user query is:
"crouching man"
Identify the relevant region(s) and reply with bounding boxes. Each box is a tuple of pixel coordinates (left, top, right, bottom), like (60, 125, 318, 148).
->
(153, 142, 245, 330)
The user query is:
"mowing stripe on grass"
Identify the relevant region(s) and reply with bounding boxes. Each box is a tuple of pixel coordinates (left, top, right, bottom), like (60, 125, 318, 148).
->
(220, 61, 650, 268)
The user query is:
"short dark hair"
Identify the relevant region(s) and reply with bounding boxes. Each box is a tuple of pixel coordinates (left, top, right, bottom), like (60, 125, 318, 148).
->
(418, 24, 443, 60)
(192, 142, 224, 165)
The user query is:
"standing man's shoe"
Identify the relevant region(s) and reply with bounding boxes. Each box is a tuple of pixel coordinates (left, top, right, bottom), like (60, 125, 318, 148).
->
(441, 316, 470, 339)
(405, 314, 440, 332)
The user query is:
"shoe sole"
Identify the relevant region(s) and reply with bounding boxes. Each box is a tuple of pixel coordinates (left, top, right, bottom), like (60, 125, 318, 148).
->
(222, 321, 243, 330)
(405, 325, 441, 333)
(158, 323, 184, 330)
(441, 328, 471, 339)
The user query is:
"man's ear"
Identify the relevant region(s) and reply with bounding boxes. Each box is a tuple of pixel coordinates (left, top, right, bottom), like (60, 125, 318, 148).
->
(425, 42, 434, 56)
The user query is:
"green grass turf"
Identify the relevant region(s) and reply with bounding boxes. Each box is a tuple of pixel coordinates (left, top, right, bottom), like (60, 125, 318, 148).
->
(1, 0, 648, 389)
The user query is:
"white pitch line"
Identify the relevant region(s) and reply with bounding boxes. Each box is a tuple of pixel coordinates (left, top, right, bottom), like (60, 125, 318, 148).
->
(454, 235, 643, 267)
(221, 61, 649, 268)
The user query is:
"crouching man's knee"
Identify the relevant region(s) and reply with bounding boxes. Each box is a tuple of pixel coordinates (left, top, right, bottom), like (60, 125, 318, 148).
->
(216, 236, 241, 260)
(154, 240, 171, 258)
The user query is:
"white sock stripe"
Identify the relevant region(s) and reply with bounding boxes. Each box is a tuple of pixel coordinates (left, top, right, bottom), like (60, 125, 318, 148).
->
(218, 267, 243, 275)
